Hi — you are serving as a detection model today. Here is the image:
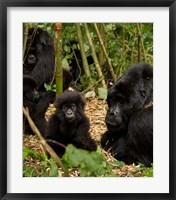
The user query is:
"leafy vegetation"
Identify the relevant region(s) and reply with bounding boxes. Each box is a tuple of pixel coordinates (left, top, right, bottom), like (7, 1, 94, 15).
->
(23, 23, 153, 177)
(26, 23, 153, 93)
(23, 148, 58, 177)
(23, 145, 153, 177)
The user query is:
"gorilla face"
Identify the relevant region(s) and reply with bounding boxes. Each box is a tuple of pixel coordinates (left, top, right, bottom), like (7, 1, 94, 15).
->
(62, 103, 77, 123)
(23, 75, 40, 105)
(105, 63, 153, 133)
(105, 89, 124, 130)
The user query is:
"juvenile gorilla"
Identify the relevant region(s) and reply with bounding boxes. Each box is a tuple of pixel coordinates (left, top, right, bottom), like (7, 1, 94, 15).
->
(45, 91, 97, 156)
(101, 63, 153, 166)
(23, 75, 54, 135)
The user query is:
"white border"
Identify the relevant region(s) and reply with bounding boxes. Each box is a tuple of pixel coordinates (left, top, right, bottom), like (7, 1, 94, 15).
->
(7, 7, 169, 193)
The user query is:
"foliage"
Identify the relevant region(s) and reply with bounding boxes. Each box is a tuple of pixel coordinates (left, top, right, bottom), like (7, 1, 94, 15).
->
(97, 87, 108, 100)
(44, 83, 56, 92)
(23, 23, 153, 177)
(26, 23, 153, 92)
(62, 145, 112, 177)
(62, 23, 153, 90)
(23, 145, 153, 177)
(136, 163, 153, 177)
(23, 148, 58, 177)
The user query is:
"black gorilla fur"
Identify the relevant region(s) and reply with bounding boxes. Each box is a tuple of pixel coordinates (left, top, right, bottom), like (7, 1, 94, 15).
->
(23, 75, 55, 135)
(23, 28, 74, 134)
(45, 91, 97, 156)
(23, 27, 73, 91)
(23, 28, 55, 89)
(101, 63, 153, 166)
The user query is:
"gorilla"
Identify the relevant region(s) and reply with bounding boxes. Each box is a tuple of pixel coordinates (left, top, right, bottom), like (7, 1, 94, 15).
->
(23, 75, 55, 135)
(23, 27, 73, 91)
(23, 27, 75, 135)
(45, 91, 97, 156)
(101, 63, 153, 166)
(23, 27, 55, 89)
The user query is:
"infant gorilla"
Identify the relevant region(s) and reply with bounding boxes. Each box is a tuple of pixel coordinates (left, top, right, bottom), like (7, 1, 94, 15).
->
(45, 91, 97, 156)
(101, 63, 153, 166)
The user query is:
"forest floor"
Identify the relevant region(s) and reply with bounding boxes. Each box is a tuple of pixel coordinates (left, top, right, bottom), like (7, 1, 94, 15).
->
(23, 97, 148, 177)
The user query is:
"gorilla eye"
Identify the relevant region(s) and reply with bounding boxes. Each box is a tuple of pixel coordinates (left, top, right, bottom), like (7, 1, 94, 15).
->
(71, 104, 76, 110)
(62, 105, 67, 112)
(118, 97, 125, 104)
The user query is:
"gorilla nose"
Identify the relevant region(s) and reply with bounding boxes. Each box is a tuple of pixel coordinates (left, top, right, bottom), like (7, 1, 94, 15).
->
(28, 54, 35, 59)
(109, 108, 115, 115)
(66, 110, 75, 119)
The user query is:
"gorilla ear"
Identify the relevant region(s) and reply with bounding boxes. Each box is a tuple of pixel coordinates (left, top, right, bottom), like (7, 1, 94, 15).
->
(79, 98, 85, 110)
(142, 65, 153, 80)
(53, 94, 62, 109)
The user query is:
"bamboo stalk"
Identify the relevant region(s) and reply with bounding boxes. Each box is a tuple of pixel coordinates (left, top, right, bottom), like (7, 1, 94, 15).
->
(54, 23, 63, 94)
(23, 23, 29, 58)
(93, 23, 116, 83)
(137, 23, 147, 62)
(84, 23, 107, 89)
(75, 23, 91, 78)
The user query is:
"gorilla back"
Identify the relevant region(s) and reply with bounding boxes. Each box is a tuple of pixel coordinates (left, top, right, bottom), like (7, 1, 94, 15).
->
(101, 63, 153, 166)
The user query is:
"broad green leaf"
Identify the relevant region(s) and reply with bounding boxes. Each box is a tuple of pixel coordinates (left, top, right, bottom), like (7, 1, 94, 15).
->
(97, 87, 107, 100)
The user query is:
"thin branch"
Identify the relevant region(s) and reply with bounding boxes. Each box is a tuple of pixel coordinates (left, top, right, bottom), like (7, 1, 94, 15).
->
(23, 25, 38, 64)
(81, 76, 104, 94)
(68, 41, 82, 83)
(46, 139, 66, 149)
(23, 107, 68, 176)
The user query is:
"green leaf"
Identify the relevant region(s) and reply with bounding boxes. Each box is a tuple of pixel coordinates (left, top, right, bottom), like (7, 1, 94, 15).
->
(49, 159, 59, 177)
(62, 57, 70, 70)
(62, 145, 110, 177)
(111, 160, 125, 167)
(44, 83, 51, 91)
(97, 87, 107, 100)
(44, 83, 56, 93)
(23, 148, 46, 161)
(23, 166, 37, 177)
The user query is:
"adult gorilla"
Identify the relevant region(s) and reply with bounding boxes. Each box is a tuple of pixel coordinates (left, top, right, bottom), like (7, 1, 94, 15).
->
(23, 27, 73, 91)
(23, 27, 55, 89)
(101, 63, 153, 166)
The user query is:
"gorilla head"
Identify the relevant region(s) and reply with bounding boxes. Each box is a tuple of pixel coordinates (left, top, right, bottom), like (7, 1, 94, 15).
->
(105, 63, 153, 133)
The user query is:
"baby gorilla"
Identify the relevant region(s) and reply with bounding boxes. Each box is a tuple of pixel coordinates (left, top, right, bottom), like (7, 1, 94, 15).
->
(101, 63, 153, 166)
(23, 75, 40, 134)
(45, 91, 97, 156)
(23, 75, 55, 135)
